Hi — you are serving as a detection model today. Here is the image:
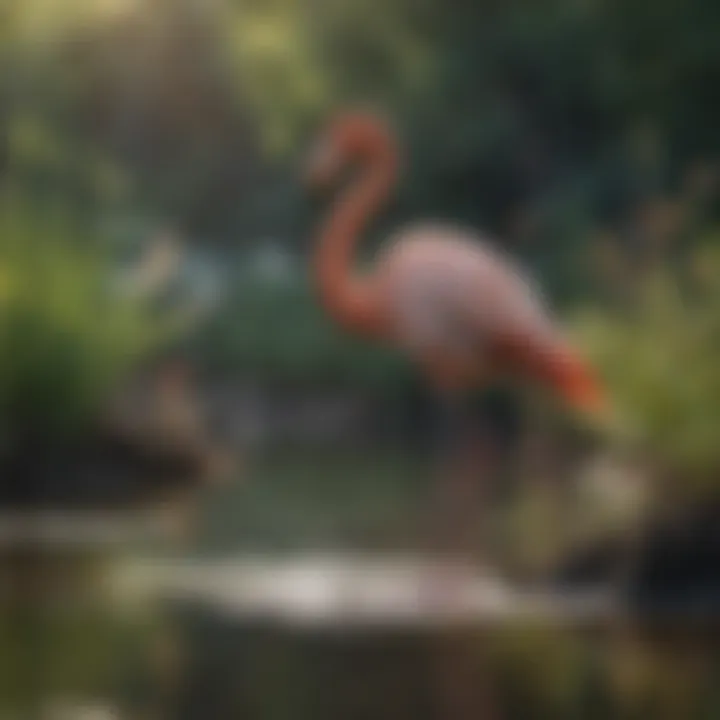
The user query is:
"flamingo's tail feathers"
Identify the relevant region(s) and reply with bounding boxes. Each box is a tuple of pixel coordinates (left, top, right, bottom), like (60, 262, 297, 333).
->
(493, 333, 608, 417)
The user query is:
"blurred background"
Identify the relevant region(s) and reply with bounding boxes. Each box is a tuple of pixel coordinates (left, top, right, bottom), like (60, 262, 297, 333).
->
(1, 0, 720, 717)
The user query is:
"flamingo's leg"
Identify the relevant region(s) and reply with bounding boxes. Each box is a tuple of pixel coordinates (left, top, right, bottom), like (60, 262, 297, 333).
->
(417, 354, 484, 554)
(432, 391, 491, 556)
(435, 390, 470, 465)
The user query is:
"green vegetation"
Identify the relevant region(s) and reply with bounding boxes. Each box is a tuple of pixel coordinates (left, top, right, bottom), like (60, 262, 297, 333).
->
(574, 235, 720, 492)
(194, 274, 409, 387)
(0, 192, 184, 442)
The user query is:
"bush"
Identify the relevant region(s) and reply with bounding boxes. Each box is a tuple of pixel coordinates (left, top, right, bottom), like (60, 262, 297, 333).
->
(571, 237, 720, 490)
(0, 193, 182, 445)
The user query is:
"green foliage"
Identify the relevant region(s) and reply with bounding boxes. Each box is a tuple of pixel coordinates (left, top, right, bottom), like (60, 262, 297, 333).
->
(1, 0, 719, 397)
(572, 240, 720, 485)
(195, 273, 408, 388)
(2, 0, 719, 260)
(219, 0, 435, 152)
(0, 193, 180, 439)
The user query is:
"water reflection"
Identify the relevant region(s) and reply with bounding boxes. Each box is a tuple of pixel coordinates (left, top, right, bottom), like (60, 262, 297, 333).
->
(132, 557, 720, 720)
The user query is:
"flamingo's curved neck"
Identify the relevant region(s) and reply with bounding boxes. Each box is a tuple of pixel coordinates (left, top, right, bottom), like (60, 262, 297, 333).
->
(313, 135, 396, 334)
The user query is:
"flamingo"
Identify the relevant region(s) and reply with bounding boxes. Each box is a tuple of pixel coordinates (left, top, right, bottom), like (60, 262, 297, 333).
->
(303, 109, 608, 421)
(303, 110, 614, 604)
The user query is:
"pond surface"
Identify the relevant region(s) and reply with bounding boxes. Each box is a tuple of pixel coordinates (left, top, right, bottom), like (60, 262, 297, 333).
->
(6, 451, 720, 720)
(150, 451, 720, 720)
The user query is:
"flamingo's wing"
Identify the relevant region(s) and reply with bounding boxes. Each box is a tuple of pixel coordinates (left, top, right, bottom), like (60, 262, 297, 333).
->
(378, 224, 605, 409)
(378, 234, 485, 357)
(377, 223, 560, 361)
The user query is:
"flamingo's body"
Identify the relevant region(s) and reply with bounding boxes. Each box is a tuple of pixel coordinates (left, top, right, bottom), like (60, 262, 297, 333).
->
(305, 111, 606, 413)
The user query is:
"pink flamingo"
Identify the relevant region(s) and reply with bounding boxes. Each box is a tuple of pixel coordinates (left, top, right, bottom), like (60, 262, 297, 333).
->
(304, 109, 612, 612)
(304, 109, 607, 418)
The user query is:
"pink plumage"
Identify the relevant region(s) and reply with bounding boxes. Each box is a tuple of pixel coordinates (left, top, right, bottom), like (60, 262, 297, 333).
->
(305, 110, 606, 413)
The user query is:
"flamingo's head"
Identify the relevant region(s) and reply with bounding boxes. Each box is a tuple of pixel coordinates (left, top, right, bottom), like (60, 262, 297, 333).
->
(303, 109, 395, 191)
